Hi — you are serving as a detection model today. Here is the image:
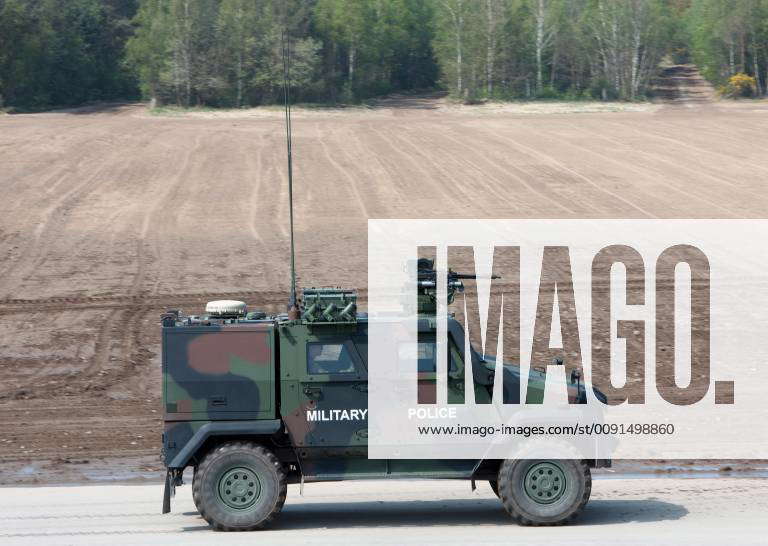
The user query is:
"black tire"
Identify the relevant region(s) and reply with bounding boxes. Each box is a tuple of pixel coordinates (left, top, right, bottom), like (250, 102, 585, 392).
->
(489, 480, 500, 497)
(497, 458, 591, 526)
(192, 466, 202, 514)
(193, 442, 287, 531)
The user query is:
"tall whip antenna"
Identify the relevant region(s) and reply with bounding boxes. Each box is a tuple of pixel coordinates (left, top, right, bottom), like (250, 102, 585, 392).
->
(281, 30, 299, 319)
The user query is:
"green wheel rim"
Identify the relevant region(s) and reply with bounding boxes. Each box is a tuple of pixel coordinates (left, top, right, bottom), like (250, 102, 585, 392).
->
(217, 467, 261, 511)
(524, 462, 566, 504)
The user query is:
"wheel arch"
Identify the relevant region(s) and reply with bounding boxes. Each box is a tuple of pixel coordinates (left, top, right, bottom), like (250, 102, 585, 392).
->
(472, 456, 609, 481)
(168, 420, 283, 470)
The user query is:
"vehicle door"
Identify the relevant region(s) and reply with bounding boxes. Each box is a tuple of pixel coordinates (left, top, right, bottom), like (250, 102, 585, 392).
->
(296, 334, 386, 477)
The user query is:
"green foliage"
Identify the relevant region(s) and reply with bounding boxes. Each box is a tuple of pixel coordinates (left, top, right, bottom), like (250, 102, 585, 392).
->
(315, 0, 438, 101)
(686, 0, 767, 93)
(430, 0, 678, 101)
(125, 0, 170, 104)
(0, 0, 138, 109)
(2, 0, 767, 109)
(126, 0, 322, 107)
(720, 72, 758, 97)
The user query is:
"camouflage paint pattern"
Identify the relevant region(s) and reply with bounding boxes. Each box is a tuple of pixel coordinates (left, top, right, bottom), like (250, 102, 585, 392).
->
(161, 312, 582, 477)
(162, 324, 275, 466)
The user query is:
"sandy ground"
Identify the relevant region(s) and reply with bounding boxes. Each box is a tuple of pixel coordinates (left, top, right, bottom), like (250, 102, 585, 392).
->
(1, 478, 766, 545)
(1, 66, 768, 481)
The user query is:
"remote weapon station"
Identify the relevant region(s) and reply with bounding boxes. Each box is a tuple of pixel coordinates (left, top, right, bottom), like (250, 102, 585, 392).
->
(159, 33, 607, 531)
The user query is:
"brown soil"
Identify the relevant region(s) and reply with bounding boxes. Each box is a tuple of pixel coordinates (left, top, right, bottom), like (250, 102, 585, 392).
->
(651, 63, 718, 105)
(1, 66, 767, 484)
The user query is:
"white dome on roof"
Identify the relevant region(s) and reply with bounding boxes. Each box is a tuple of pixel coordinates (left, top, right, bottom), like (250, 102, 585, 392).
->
(205, 300, 247, 317)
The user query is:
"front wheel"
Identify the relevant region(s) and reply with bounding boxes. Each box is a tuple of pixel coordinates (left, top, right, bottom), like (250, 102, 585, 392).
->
(193, 442, 287, 531)
(497, 459, 590, 526)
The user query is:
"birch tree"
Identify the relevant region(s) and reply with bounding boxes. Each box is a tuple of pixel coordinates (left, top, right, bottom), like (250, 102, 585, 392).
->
(126, 0, 170, 107)
(687, 0, 767, 94)
(315, 0, 369, 99)
(217, 0, 265, 107)
(438, 0, 470, 95)
(483, 0, 503, 95)
(588, 0, 671, 100)
(532, 0, 557, 92)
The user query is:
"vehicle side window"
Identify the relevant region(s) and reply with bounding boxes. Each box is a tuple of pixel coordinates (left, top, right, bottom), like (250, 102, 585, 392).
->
(396, 339, 461, 373)
(397, 340, 439, 372)
(417, 341, 436, 372)
(307, 342, 357, 375)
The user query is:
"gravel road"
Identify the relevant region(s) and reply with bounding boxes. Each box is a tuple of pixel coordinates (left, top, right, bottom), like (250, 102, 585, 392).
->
(1, 478, 766, 545)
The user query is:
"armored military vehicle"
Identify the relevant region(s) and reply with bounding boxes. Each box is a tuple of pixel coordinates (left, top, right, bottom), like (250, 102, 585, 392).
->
(159, 35, 608, 531)
(160, 264, 609, 531)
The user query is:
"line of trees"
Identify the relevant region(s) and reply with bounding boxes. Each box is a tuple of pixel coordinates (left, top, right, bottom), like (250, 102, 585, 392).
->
(0, 0, 138, 108)
(1, 0, 767, 110)
(686, 0, 768, 95)
(433, 0, 679, 101)
(125, 0, 438, 107)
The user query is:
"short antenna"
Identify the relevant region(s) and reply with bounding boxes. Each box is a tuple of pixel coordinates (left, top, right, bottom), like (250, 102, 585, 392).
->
(281, 30, 299, 320)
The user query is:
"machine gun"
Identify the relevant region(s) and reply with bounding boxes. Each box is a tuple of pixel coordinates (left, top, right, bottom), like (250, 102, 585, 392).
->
(415, 258, 499, 314)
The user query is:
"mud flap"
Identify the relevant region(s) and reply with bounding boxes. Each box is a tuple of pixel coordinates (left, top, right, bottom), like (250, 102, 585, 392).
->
(162, 470, 174, 514)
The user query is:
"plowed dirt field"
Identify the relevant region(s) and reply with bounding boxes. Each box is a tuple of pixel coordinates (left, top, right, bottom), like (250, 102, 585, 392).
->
(1, 67, 767, 483)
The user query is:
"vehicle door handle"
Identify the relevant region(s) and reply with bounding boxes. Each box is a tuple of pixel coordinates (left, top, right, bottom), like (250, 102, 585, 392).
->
(352, 384, 368, 393)
(208, 396, 227, 408)
(303, 386, 322, 398)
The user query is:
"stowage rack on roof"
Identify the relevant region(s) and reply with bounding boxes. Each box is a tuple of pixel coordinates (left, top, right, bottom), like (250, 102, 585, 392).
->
(301, 288, 357, 323)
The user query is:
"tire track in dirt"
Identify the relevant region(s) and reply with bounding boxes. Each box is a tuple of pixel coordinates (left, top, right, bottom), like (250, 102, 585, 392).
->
(0, 113, 132, 195)
(330, 124, 399, 218)
(369, 123, 486, 215)
(141, 131, 205, 296)
(245, 130, 282, 289)
(79, 126, 189, 387)
(342, 123, 408, 214)
(600, 118, 768, 204)
(268, 127, 291, 240)
(602, 119, 768, 190)
(392, 125, 490, 213)
(414, 122, 579, 215)
(314, 122, 372, 219)
(0, 159, 109, 291)
(367, 121, 472, 214)
(397, 123, 528, 215)
(531, 122, 745, 217)
(482, 125, 657, 218)
(87, 310, 123, 378)
(441, 122, 613, 216)
(353, 122, 418, 210)
(0, 120, 170, 298)
(0, 117, 169, 393)
(650, 114, 768, 145)
(95, 129, 207, 394)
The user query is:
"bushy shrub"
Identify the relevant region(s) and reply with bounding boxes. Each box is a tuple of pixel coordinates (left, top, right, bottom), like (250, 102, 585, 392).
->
(720, 73, 758, 98)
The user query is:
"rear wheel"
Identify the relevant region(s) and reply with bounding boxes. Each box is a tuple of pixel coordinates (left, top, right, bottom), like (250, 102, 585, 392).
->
(193, 442, 286, 531)
(497, 458, 590, 526)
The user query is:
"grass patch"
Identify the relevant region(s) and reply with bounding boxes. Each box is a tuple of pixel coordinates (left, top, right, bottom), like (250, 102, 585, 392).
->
(149, 105, 220, 116)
